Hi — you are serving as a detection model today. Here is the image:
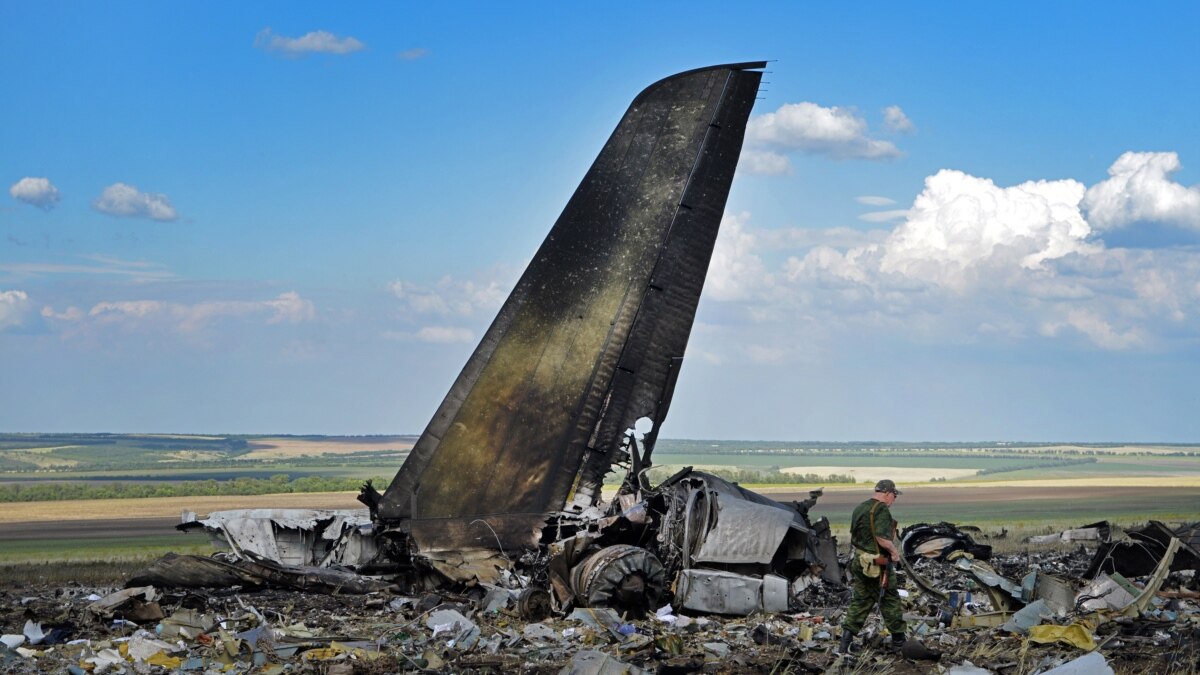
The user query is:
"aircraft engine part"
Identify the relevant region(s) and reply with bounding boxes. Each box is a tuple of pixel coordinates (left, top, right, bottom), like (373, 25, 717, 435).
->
(569, 544, 665, 615)
(516, 587, 552, 621)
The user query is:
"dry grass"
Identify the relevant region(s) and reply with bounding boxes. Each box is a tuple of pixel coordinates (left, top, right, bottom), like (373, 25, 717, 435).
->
(0, 446, 81, 467)
(0, 559, 164, 585)
(239, 437, 414, 459)
(0, 491, 364, 523)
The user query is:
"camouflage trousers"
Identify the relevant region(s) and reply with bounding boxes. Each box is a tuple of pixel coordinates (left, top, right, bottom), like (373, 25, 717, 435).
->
(841, 557, 906, 636)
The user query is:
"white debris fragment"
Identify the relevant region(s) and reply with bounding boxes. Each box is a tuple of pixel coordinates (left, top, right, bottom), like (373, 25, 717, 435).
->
(1041, 651, 1114, 675)
(947, 661, 995, 675)
(22, 620, 46, 645)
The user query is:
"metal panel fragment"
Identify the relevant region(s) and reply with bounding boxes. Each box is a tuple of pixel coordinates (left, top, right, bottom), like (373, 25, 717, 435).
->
(178, 509, 376, 568)
(692, 494, 794, 565)
(674, 569, 764, 616)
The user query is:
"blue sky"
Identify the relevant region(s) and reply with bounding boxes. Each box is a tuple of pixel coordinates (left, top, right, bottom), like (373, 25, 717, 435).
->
(3, 2, 1199, 441)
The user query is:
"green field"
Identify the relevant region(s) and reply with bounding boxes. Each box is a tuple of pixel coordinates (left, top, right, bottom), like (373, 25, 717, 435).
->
(819, 492, 1199, 527)
(650, 448, 1200, 482)
(4, 433, 1200, 504)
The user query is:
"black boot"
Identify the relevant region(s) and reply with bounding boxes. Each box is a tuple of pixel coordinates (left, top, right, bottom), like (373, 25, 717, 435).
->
(838, 630, 855, 654)
(888, 633, 906, 652)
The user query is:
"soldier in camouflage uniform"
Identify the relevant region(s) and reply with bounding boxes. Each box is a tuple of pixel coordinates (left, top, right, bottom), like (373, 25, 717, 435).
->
(839, 479, 906, 654)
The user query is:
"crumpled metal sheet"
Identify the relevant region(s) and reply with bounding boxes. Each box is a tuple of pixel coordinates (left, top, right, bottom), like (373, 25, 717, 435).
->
(693, 493, 794, 565)
(1040, 652, 1113, 675)
(1027, 521, 1110, 544)
(950, 553, 1024, 611)
(1076, 573, 1136, 612)
(1001, 599, 1052, 634)
(902, 522, 992, 562)
(179, 509, 375, 568)
(374, 63, 767, 556)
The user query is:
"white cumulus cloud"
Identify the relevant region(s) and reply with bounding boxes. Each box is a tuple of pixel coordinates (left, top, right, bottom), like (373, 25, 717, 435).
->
(710, 153, 1200, 352)
(92, 183, 178, 221)
(389, 273, 510, 317)
(739, 150, 792, 176)
(1083, 152, 1200, 231)
(397, 48, 429, 61)
(0, 290, 32, 330)
(856, 195, 896, 206)
(883, 105, 915, 133)
(416, 326, 474, 344)
(47, 292, 314, 334)
(9, 177, 61, 210)
(255, 28, 365, 56)
(708, 212, 768, 301)
(876, 170, 1095, 287)
(744, 102, 902, 172)
(858, 209, 910, 223)
(1041, 309, 1145, 350)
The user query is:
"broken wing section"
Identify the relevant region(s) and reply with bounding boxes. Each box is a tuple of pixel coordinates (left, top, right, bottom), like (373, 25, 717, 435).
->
(375, 63, 766, 554)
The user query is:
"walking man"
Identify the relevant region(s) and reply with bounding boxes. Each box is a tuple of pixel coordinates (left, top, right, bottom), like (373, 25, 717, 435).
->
(839, 479, 906, 654)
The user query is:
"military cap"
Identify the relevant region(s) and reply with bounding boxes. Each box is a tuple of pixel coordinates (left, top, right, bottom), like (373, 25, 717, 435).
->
(874, 479, 903, 495)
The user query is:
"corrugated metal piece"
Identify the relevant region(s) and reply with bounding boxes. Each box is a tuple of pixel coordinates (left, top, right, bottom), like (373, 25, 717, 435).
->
(375, 63, 766, 554)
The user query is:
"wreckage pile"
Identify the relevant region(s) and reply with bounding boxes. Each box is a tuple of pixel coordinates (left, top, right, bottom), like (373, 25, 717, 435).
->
(2, 520, 1197, 674)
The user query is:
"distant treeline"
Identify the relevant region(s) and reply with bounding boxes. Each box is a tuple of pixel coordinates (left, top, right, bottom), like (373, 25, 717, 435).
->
(976, 457, 1097, 474)
(1, 453, 406, 475)
(0, 474, 386, 502)
(653, 440, 1200, 457)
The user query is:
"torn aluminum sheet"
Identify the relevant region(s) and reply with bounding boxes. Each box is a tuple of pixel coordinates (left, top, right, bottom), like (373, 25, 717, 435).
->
(1076, 573, 1137, 612)
(178, 509, 376, 568)
(87, 586, 162, 622)
(1032, 571, 1075, 616)
(1040, 652, 1114, 675)
(1027, 521, 1111, 545)
(1000, 599, 1052, 634)
(561, 649, 649, 675)
(950, 553, 1024, 611)
(692, 493, 795, 566)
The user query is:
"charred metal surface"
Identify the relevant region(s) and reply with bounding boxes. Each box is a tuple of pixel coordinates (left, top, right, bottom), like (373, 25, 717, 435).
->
(1086, 520, 1200, 578)
(901, 522, 993, 562)
(375, 63, 766, 555)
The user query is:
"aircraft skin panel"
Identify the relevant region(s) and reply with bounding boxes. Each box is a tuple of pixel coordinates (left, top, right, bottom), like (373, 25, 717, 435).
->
(377, 63, 765, 552)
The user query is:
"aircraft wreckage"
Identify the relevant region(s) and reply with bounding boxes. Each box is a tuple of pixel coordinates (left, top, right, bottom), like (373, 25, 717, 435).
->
(131, 64, 1198, 646)
(150, 61, 843, 616)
